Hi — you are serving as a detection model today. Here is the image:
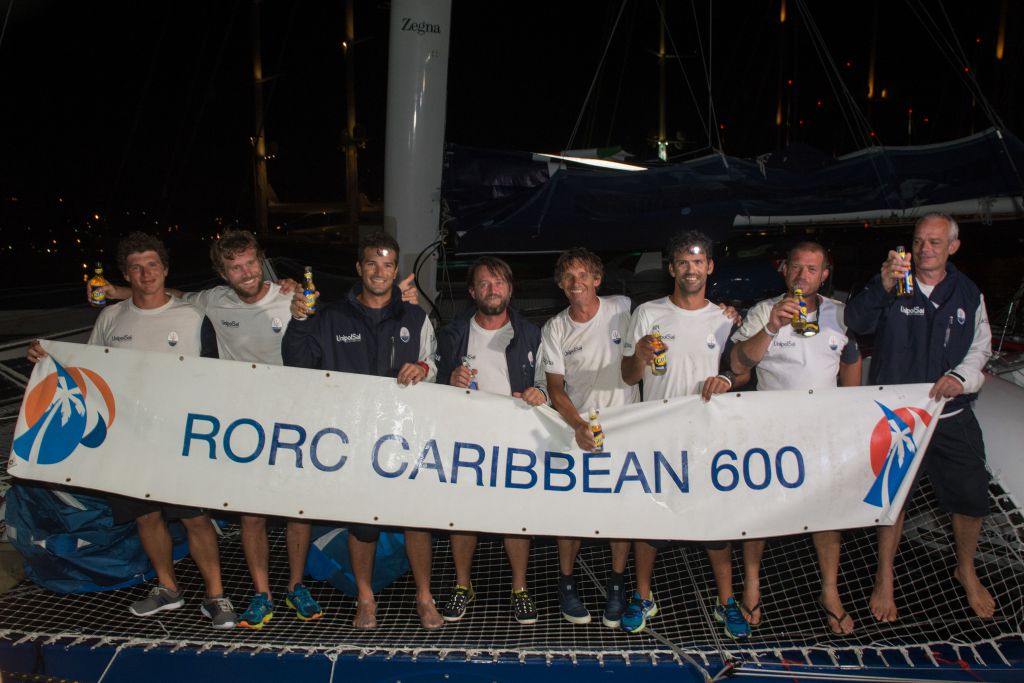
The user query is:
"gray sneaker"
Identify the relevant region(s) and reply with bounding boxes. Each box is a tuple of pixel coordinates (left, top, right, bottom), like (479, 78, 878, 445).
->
(201, 596, 237, 629)
(129, 585, 184, 617)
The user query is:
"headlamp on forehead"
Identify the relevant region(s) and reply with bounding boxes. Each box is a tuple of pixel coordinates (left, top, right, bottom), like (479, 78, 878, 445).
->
(377, 248, 390, 257)
(687, 245, 704, 255)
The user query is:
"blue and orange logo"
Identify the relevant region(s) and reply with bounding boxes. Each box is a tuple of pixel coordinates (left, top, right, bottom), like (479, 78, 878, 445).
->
(864, 401, 931, 508)
(12, 360, 115, 465)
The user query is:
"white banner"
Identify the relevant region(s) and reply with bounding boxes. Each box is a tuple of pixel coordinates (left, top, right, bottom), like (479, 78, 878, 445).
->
(7, 341, 943, 541)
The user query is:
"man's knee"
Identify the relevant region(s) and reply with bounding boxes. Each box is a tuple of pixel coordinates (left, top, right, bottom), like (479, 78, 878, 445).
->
(241, 515, 267, 533)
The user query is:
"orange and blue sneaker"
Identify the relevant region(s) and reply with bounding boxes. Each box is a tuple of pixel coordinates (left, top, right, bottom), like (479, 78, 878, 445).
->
(285, 583, 323, 621)
(238, 592, 274, 630)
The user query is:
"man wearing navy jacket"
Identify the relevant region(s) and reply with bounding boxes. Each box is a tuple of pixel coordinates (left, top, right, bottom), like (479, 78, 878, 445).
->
(282, 231, 442, 631)
(434, 256, 547, 625)
(846, 212, 994, 623)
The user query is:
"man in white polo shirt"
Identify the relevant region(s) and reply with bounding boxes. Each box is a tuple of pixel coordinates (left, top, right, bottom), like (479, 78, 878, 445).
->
(540, 247, 637, 628)
(620, 230, 748, 639)
(28, 232, 235, 629)
(729, 241, 861, 636)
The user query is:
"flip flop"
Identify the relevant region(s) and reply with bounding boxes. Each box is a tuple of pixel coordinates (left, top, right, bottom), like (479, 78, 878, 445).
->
(819, 597, 853, 636)
(739, 599, 763, 627)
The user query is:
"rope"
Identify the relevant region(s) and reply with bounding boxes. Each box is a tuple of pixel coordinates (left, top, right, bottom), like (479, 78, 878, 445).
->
(95, 645, 123, 683)
(654, 0, 711, 148)
(565, 0, 629, 152)
(0, 0, 14, 53)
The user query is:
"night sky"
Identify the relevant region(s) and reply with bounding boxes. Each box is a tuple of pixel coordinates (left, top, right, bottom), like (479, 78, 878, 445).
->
(1, 1, 1021, 262)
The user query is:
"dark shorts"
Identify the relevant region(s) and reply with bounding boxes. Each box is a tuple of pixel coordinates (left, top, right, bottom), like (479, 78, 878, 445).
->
(348, 523, 381, 544)
(107, 494, 205, 526)
(914, 408, 990, 517)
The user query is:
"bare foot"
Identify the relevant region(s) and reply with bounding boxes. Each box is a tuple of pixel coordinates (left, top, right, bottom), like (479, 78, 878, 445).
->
(819, 590, 854, 635)
(417, 599, 444, 630)
(354, 599, 378, 629)
(740, 588, 762, 626)
(869, 577, 898, 622)
(954, 567, 995, 619)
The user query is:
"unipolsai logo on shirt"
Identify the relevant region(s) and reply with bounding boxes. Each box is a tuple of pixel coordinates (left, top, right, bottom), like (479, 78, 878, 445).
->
(167, 331, 179, 347)
(611, 330, 621, 345)
(271, 317, 283, 333)
(956, 308, 966, 325)
(705, 333, 717, 349)
(399, 326, 411, 343)
(828, 335, 839, 351)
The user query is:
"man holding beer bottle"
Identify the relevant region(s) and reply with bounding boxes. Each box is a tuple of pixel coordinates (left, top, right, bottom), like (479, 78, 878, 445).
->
(620, 230, 747, 638)
(539, 247, 638, 628)
(434, 256, 548, 626)
(728, 241, 862, 635)
(846, 213, 994, 623)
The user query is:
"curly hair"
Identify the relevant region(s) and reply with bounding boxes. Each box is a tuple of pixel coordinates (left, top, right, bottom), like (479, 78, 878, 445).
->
(210, 229, 263, 274)
(666, 230, 714, 261)
(117, 232, 169, 274)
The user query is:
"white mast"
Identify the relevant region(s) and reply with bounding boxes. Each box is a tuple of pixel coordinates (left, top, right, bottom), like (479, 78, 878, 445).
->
(383, 0, 452, 308)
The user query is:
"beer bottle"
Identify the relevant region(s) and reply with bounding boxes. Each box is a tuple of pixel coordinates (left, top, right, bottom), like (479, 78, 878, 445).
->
(588, 410, 605, 452)
(88, 262, 109, 308)
(896, 246, 914, 298)
(462, 356, 479, 390)
(303, 266, 318, 315)
(650, 326, 668, 375)
(791, 288, 807, 334)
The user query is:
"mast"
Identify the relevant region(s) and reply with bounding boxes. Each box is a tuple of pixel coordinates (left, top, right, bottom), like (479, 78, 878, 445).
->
(251, 0, 269, 239)
(383, 0, 452, 307)
(343, 0, 359, 230)
(657, 10, 667, 161)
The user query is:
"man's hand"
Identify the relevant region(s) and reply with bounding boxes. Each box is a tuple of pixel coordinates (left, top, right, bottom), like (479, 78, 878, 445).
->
(515, 387, 546, 406)
(89, 283, 129, 301)
(449, 365, 475, 388)
(26, 340, 47, 364)
(398, 274, 419, 305)
(632, 335, 657, 364)
(766, 296, 800, 335)
(718, 303, 742, 326)
(880, 249, 911, 292)
(397, 362, 428, 386)
(278, 278, 301, 295)
(700, 375, 731, 402)
(929, 375, 964, 400)
(289, 291, 316, 320)
(573, 422, 597, 451)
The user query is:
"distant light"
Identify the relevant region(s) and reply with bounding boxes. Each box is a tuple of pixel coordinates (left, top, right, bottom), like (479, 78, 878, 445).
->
(863, 222, 870, 228)
(341, 41, 348, 49)
(719, 124, 726, 130)
(869, 131, 876, 137)
(975, 37, 982, 44)
(798, 119, 804, 126)
(880, 88, 888, 99)
(963, 66, 970, 73)
(817, 100, 823, 107)
(787, 79, 793, 86)
(93, 213, 100, 220)
(907, 108, 913, 114)
(780, 0, 786, 23)
(845, 61, 852, 68)
(923, 117, 930, 123)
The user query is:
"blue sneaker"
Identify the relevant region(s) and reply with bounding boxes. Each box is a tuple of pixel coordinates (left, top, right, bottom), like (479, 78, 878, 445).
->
(620, 591, 658, 633)
(602, 578, 626, 628)
(285, 583, 323, 621)
(558, 575, 591, 624)
(714, 596, 751, 640)
(238, 592, 274, 630)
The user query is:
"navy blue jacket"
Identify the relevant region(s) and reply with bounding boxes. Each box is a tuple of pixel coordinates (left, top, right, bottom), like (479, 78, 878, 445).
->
(845, 263, 982, 412)
(435, 306, 540, 393)
(282, 284, 429, 378)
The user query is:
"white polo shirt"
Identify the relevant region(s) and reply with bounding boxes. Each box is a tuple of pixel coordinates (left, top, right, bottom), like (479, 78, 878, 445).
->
(623, 297, 733, 401)
(540, 295, 638, 413)
(182, 282, 292, 365)
(731, 294, 859, 391)
(88, 297, 203, 356)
